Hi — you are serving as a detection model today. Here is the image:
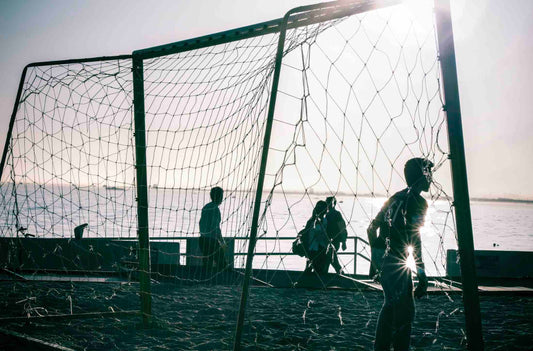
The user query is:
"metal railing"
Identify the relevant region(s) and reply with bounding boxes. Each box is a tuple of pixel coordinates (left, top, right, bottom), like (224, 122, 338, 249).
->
(137, 234, 372, 275)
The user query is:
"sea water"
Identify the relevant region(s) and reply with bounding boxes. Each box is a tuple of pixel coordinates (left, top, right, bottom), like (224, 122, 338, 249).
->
(1, 184, 532, 276)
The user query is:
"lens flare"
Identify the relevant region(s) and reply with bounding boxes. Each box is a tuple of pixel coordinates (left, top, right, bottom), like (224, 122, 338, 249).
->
(405, 245, 417, 272)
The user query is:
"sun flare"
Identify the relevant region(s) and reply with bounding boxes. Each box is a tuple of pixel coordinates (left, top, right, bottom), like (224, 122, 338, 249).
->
(405, 245, 417, 272)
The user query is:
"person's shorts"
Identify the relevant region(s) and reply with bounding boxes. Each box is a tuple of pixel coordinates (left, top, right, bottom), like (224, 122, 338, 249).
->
(380, 254, 413, 302)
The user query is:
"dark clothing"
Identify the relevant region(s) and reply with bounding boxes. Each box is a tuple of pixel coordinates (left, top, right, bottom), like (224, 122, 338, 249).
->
(199, 202, 222, 239)
(326, 208, 347, 245)
(308, 248, 330, 274)
(198, 235, 227, 270)
(303, 217, 330, 274)
(369, 246, 386, 279)
(329, 241, 343, 274)
(372, 188, 427, 351)
(375, 255, 415, 351)
(199, 201, 226, 269)
(372, 188, 426, 268)
(326, 208, 347, 273)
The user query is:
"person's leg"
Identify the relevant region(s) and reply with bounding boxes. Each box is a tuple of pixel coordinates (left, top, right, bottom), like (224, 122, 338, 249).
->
(391, 294, 414, 351)
(374, 300, 394, 351)
(205, 237, 217, 269)
(374, 255, 397, 350)
(307, 250, 318, 272)
(213, 240, 227, 270)
(330, 242, 343, 273)
(313, 247, 330, 274)
(392, 275, 414, 351)
(198, 236, 210, 268)
(304, 258, 313, 273)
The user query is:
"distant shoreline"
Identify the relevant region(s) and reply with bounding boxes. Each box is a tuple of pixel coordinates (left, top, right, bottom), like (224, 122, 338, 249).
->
(3, 182, 532, 204)
(470, 197, 533, 205)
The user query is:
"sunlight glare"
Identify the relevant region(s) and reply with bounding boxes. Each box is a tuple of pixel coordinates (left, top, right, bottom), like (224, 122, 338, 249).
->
(402, 0, 434, 28)
(405, 245, 417, 272)
(420, 208, 436, 237)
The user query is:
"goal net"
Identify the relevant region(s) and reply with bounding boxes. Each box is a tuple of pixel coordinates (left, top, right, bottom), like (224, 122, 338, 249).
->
(0, 1, 466, 349)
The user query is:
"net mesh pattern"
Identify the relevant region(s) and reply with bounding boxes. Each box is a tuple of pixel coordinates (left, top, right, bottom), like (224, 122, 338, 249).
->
(0, 2, 466, 349)
(141, 32, 280, 273)
(0, 59, 136, 241)
(256, 3, 454, 279)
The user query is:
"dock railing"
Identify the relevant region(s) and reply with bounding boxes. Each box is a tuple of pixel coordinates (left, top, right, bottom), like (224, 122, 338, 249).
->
(116, 235, 371, 275)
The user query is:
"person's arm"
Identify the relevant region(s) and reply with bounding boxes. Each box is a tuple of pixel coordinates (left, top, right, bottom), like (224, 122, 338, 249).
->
(367, 202, 386, 246)
(410, 202, 427, 269)
(412, 227, 428, 298)
(366, 224, 377, 247)
(414, 261, 428, 298)
(199, 205, 207, 235)
(335, 213, 348, 250)
(413, 231, 424, 271)
(215, 206, 226, 245)
(341, 222, 347, 251)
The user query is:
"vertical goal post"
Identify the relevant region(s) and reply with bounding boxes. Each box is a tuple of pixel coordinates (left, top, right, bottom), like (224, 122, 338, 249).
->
(132, 55, 153, 327)
(435, 0, 484, 349)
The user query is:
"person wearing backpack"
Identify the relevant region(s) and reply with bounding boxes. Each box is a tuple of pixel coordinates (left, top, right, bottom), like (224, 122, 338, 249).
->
(302, 200, 330, 274)
(367, 158, 433, 351)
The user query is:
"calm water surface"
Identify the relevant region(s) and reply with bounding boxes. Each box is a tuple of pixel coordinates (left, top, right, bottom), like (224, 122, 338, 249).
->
(1, 184, 532, 276)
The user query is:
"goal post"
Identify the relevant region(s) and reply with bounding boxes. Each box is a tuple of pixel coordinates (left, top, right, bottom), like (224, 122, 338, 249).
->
(435, 0, 483, 349)
(132, 55, 152, 326)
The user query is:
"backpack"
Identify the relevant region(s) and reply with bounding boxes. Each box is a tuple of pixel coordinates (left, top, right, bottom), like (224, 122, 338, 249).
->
(292, 227, 310, 257)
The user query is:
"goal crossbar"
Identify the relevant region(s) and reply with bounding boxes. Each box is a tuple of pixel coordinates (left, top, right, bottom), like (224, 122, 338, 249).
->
(133, 0, 401, 60)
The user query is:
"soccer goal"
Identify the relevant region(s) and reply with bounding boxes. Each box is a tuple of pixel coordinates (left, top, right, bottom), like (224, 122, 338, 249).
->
(0, 0, 482, 349)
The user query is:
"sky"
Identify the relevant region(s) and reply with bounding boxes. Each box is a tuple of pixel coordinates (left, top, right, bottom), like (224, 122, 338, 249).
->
(0, 0, 532, 199)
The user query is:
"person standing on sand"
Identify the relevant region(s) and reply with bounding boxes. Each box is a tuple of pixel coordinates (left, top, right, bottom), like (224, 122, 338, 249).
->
(325, 196, 347, 274)
(367, 158, 433, 351)
(199, 186, 227, 270)
(303, 200, 330, 274)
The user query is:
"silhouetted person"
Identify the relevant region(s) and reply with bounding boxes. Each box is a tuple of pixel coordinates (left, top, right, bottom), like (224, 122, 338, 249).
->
(304, 200, 330, 274)
(74, 223, 88, 240)
(368, 230, 387, 281)
(199, 187, 227, 270)
(367, 158, 433, 351)
(325, 196, 347, 274)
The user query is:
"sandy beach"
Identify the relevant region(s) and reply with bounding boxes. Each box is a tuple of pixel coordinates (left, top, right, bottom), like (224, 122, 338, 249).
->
(0, 281, 531, 350)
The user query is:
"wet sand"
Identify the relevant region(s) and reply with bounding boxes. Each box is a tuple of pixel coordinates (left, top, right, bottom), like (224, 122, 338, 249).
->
(0, 281, 531, 350)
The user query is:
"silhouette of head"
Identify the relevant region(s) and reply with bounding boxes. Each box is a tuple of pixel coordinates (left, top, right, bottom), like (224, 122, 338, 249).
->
(314, 200, 327, 218)
(326, 196, 336, 209)
(210, 187, 224, 205)
(404, 158, 433, 192)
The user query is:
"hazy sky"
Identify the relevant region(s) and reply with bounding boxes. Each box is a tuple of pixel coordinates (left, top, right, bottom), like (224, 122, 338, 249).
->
(0, 0, 532, 199)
